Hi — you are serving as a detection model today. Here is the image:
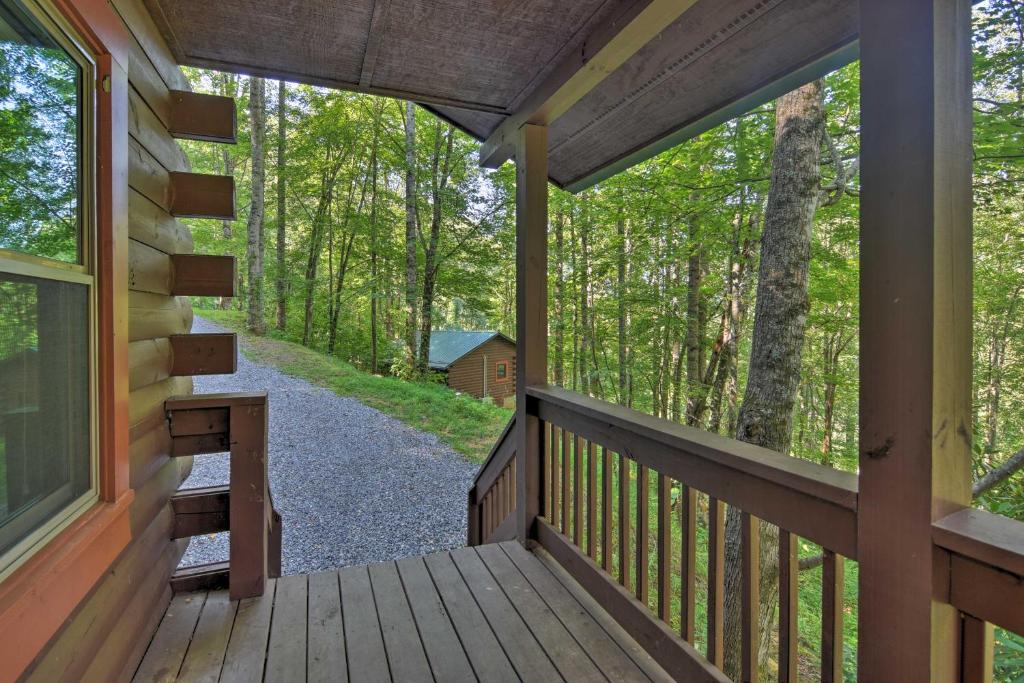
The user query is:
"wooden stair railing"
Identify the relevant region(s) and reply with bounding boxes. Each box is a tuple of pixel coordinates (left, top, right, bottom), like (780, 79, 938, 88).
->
(165, 392, 281, 600)
(467, 417, 517, 546)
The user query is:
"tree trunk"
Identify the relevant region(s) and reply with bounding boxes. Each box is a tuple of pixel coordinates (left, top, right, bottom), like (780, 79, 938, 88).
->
(327, 171, 367, 355)
(554, 210, 566, 386)
(301, 149, 348, 347)
(245, 77, 267, 335)
(616, 210, 628, 405)
(722, 80, 824, 678)
(275, 80, 287, 331)
(368, 101, 383, 373)
(579, 197, 592, 396)
(417, 122, 454, 376)
(404, 101, 419, 371)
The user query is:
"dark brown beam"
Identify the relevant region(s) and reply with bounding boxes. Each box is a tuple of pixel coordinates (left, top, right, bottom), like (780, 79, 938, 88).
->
(480, 0, 699, 169)
(169, 172, 235, 219)
(171, 562, 230, 593)
(171, 485, 230, 538)
(169, 333, 238, 376)
(170, 254, 236, 297)
(169, 90, 237, 144)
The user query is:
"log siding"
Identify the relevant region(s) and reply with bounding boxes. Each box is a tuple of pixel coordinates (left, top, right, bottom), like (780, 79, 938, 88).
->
(446, 337, 517, 402)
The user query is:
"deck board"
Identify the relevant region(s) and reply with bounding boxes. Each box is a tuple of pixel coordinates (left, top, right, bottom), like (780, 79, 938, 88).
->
(176, 590, 236, 683)
(220, 580, 276, 683)
(395, 555, 477, 682)
(307, 571, 346, 683)
(339, 565, 391, 683)
(265, 574, 308, 682)
(136, 545, 672, 682)
(368, 562, 434, 681)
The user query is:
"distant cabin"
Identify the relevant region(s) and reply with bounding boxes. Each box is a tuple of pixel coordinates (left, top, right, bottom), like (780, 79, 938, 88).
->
(423, 331, 516, 402)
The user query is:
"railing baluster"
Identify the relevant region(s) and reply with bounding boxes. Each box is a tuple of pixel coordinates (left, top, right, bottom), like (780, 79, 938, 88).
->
(619, 454, 631, 589)
(561, 427, 570, 535)
(601, 445, 612, 573)
(636, 464, 649, 605)
(707, 497, 725, 668)
(550, 424, 559, 527)
(822, 549, 844, 683)
(543, 422, 551, 519)
(657, 473, 672, 623)
(779, 531, 799, 683)
(742, 512, 760, 683)
(680, 484, 696, 643)
(573, 434, 583, 546)
(587, 440, 597, 559)
(509, 458, 516, 519)
(960, 614, 994, 683)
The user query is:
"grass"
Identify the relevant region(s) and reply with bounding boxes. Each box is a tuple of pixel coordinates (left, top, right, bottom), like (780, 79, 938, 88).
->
(198, 309, 512, 464)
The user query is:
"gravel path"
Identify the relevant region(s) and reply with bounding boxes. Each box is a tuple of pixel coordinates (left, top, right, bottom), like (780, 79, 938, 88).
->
(180, 316, 479, 575)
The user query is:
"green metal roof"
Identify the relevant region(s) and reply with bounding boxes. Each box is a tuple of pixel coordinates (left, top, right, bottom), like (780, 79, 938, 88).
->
(418, 330, 515, 370)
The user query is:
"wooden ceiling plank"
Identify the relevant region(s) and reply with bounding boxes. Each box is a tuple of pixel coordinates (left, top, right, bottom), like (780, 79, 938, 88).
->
(358, 0, 392, 89)
(172, 53, 508, 115)
(479, 0, 699, 169)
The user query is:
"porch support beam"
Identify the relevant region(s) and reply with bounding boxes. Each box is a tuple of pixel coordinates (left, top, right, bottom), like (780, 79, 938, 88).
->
(479, 0, 697, 169)
(515, 124, 548, 543)
(858, 0, 973, 679)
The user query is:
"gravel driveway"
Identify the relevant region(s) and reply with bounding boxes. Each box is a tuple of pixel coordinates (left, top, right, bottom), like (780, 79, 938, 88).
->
(180, 316, 479, 575)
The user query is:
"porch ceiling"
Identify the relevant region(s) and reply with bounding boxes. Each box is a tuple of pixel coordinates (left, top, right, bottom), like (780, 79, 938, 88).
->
(143, 0, 858, 191)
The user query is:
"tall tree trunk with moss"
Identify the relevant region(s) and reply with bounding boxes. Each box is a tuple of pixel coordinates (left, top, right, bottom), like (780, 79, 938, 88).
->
(275, 80, 287, 331)
(722, 80, 824, 678)
(246, 77, 267, 335)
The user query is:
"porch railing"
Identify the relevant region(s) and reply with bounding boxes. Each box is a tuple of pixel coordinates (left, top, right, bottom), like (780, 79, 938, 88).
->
(165, 392, 282, 600)
(467, 417, 516, 546)
(472, 384, 1024, 681)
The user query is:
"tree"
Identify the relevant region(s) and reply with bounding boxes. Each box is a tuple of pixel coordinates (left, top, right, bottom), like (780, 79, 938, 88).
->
(722, 80, 825, 677)
(246, 76, 267, 335)
(404, 101, 419, 371)
(275, 80, 287, 331)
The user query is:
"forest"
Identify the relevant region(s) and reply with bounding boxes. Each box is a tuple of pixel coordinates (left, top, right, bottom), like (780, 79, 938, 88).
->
(170, 1, 1024, 677)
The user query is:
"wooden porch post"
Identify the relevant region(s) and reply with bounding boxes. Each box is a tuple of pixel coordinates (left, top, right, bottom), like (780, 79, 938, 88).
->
(515, 124, 548, 543)
(858, 0, 973, 679)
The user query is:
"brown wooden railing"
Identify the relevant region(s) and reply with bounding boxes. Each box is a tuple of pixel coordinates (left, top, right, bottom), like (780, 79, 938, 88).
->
(165, 392, 281, 600)
(526, 385, 856, 681)
(933, 507, 1024, 678)
(467, 417, 517, 546)
(469, 385, 1024, 680)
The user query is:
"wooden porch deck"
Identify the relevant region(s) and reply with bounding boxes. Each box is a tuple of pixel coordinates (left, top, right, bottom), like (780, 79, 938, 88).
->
(132, 542, 673, 682)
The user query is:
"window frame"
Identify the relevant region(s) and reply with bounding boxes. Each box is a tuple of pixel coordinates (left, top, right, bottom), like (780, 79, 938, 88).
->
(495, 360, 509, 381)
(0, 0, 99, 582)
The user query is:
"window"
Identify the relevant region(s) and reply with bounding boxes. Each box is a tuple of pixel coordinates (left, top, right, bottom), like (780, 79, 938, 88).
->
(496, 361, 507, 380)
(0, 0, 95, 577)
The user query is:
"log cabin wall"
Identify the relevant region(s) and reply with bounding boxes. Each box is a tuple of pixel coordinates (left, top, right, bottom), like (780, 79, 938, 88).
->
(447, 338, 517, 403)
(21, 1, 230, 679)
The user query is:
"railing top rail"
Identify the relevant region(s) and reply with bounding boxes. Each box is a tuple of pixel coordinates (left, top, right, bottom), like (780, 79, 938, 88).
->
(934, 507, 1024, 577)
(472, 416, 516, 493)
(527, 385, 858, 510)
